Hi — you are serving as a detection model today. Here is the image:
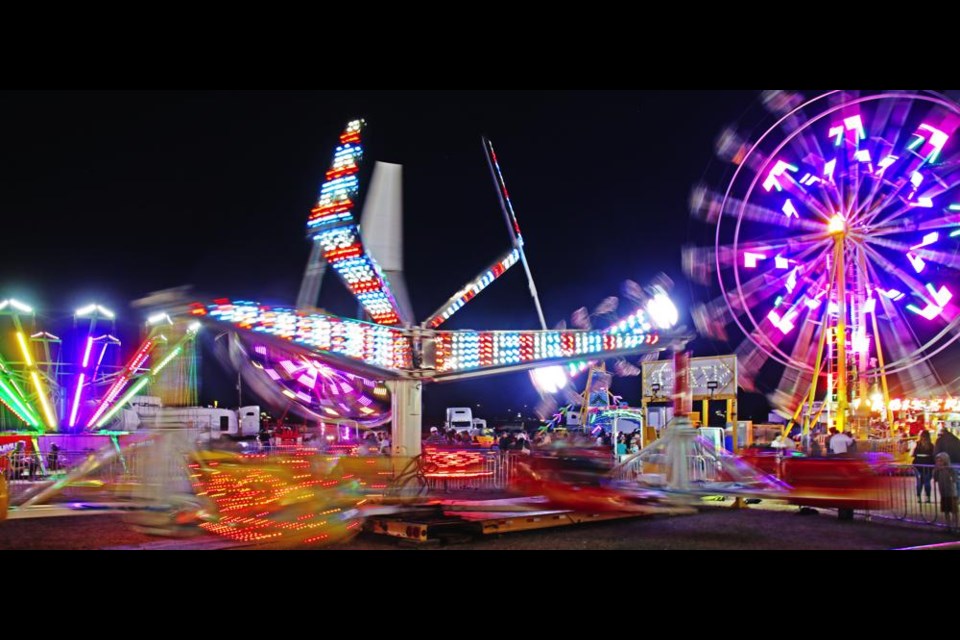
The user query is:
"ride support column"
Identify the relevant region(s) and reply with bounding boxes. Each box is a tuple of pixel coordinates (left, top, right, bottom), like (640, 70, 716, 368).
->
(389, 380, 422, 458)
(673, 350, 692, 418)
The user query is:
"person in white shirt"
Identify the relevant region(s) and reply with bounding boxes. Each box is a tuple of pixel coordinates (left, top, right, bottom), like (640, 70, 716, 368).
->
(829, 429, 854, 455)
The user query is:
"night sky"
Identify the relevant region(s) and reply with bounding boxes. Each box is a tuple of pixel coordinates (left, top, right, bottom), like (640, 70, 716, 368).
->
(1, 90, 776, 423)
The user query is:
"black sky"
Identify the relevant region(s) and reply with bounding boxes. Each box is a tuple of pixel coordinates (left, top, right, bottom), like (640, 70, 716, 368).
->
(0, 90, 773, 423)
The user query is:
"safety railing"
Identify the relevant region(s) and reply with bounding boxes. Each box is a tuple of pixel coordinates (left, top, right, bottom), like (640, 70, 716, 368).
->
(4, 442, 628, 506)
(4, 449, 128, 503)
(860, 464, 959, 531)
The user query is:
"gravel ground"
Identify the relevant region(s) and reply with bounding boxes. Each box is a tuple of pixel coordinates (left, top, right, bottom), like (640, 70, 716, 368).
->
(318, 505, 960, 550)
(2, 502, 956, 550)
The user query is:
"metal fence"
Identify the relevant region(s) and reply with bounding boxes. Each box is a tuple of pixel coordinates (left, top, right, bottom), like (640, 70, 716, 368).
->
(859, 464, 958, 531)
(3, 443, 528, 505)
(11, 441, 953, 535)
(4, 435, 196, 505)
(424, 450, 522, 491)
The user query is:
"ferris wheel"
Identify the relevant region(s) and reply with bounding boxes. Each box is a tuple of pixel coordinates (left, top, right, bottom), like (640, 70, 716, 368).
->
(684, 90, 960, 431)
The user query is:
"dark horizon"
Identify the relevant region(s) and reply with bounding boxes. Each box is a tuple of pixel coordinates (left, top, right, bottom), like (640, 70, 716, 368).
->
(0, 90, 796, 424)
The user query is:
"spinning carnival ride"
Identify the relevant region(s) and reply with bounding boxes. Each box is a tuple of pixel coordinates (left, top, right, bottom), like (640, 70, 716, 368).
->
(685, 90, 960, 434)
(529, 278, 678, 435)
(177, 120, 691, 437)
(0, 300, 197, 434)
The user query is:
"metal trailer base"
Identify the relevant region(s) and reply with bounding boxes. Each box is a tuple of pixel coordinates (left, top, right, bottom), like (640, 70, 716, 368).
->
(365, 501, 694, 544)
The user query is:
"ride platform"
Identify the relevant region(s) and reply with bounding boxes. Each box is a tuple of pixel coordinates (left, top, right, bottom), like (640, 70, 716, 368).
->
(364, 496, 694, 544)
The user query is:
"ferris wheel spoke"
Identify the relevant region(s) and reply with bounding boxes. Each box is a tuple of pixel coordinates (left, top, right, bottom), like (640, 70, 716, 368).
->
(864, 236, 960, 271)
(731, 240, 832, 314)
(873, 291, 948, 393)
(867, 211, 960, 237)
(693, 185, 826, 232)
(777, 305, 820, 385)
(864, 257, 960, 370)
(860, 242, 953, 309)
(861, 176, 960, 231)
(733, 338, 769, 393)
(857, 151, 960, 231)
(692, 298, 733, 341)
(768, 366, 813, 413)
(727, 270, 824, 368)
(695, 233, 830, 279)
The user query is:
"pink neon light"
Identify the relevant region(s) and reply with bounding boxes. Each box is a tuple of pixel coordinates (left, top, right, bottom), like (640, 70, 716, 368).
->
(81, 337, 94, 368)
(909, 197, 934, 208)
(96, 343, 108, 368)
(823, 159, 836, 180)
(68, 373, 85, 427)
(912, 232, 939, 250)
(774, 254, 790, 269)
(876, 155, 898, 175)
(786, 267, 799, 293)
(744, 252, 767, 268)
(843, 115, 865, 139)
(763, 160, 798, 192)
(296, 373, 316, 389)
(828, 125, 844, 144)
(919, 123, 948, 159)
(912, 303, 944, 321)
(854, 149, 871, 163)
(881, 289, 905, 301)
(927, 284, 953, 308)
(86, 339, 154, 428)
(782, 200, 798, 219)
(852, 331, 869, 355)
(907, 253, 926, 273)
(767, 310, 797, 335)
(864, 298, 876, 314)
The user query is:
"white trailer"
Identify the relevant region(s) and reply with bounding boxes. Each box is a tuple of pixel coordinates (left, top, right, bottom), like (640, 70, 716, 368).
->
(118, 396, 261, 439)
(445, 407, 473, 432)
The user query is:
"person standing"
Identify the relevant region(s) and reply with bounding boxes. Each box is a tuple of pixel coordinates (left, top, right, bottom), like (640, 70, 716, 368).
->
(809, 434, 822, 457)
(913, 430, 935, 503)
(828, 429, 854, 455)
(934, 452, 959, 531)
(935, 427, 960, 464)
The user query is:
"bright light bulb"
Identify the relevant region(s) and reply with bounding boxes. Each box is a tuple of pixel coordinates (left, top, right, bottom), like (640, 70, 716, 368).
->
(530, 366, 568, 394)
(828, 214, 845, 234)
(646, 293, 679, 329)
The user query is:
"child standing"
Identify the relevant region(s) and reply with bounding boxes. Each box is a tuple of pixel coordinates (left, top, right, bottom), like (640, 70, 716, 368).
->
(934, 452, 959, 531)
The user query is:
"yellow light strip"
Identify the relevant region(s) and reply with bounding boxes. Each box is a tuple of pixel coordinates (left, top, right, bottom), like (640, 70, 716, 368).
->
(30, 371, 58, 429)
(16, 331, 33, 366)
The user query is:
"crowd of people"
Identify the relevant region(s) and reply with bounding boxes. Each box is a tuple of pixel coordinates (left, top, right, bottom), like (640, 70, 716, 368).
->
(910, 426, 960, 527)
(1, 442, 62, 481)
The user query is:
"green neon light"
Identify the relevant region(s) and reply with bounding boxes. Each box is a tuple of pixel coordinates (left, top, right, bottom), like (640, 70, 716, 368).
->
(0, 355, 34, 410)
(111, 435, 127, 474)
(31, 436, 47, 475)
(950, 229, 960, 238)
(152, 346, 183, 375)
(0, 390, 36, 427)
(96, 377, 150, 428)
(907, 136, 923, 151)
(0, 377, 41, 427)
(92, 331, 196, 430)
(949, 204, 960, 211)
